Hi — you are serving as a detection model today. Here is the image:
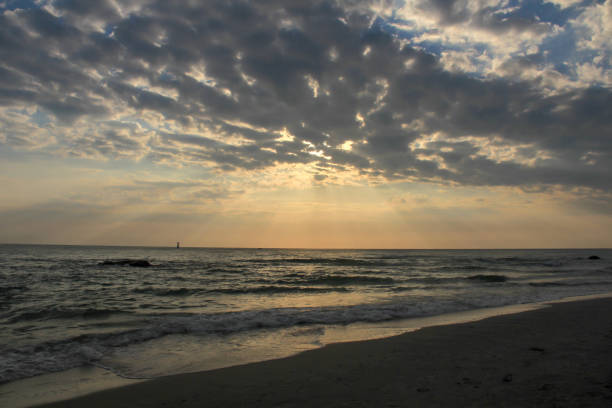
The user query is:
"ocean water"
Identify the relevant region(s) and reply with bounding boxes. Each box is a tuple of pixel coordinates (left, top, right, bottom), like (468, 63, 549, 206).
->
(1, 245, 611, 386)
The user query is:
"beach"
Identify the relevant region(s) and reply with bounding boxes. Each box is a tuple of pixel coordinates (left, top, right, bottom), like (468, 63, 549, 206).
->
(34, 296, 612, 407)
(2, 0, 611, 405)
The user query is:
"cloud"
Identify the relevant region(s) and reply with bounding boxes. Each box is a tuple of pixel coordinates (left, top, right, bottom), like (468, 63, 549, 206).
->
(83, 178, 245, 206)
(547, 0, 583, 8)
(0, 0, 610, 196)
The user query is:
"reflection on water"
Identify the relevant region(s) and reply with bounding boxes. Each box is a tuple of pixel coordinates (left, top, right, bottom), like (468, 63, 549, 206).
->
(2, 245, 612, 390)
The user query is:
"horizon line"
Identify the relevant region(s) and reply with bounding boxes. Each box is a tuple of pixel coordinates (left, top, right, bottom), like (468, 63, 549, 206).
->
(1, 242, 611, 251)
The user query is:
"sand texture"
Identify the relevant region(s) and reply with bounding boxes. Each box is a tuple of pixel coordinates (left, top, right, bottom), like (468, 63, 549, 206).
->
(36, 298, 612, 407)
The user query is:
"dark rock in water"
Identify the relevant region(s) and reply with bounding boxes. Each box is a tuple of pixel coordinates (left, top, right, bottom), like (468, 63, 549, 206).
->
(503, 374, 513, 383)
(588, 255, 600, 260)
(128, 260, 152, 267)
(467, 274, 507, 282)
(99, 259, 152, 267)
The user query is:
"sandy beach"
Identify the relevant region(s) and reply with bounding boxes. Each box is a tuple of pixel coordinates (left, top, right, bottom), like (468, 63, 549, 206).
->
(33, 297, 612, 407)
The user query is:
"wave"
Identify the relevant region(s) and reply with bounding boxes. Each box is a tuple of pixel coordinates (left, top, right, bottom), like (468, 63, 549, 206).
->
(277, 275, 395, 285)
(7, 307, 128, 323)
(132, 287, 196, 296)
(239, 258, 387, 266)
(0, 285, 29, 294)
(131, 285, 350, 296)
(208, 286, 350, 294)
(391, 286, 420, 292)
(473, 257, 566, 267)
(528, 280, 612, 287)
(439, 265, 489, 271)
(466, 274, 508, 282)
(0, 298, 471, 384)
(4, 277, 612, 384)
(578, 268, 612, 277)
(206, 267, 247, 274)
(528, 282, 567, 287)
(399, 276, 455, 284)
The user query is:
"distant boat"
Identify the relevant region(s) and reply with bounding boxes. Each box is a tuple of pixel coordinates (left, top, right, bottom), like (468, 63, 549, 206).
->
(176, 242, 180, 249)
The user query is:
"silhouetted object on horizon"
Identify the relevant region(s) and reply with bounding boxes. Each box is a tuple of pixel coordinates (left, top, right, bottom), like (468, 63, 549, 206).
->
(177, 241, 180, 249)
(99, 259, 152, 267)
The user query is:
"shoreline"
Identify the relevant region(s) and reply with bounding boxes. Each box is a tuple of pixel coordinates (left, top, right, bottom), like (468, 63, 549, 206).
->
(0, 300, 546, 408)
(24, 294, 612, 407)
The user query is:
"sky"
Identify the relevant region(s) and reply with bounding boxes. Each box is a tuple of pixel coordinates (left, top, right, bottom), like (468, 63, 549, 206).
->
(0, 0, 611, 248)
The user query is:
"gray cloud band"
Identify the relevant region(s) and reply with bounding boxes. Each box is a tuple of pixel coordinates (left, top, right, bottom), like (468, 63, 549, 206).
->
(0, 0, 610, 191)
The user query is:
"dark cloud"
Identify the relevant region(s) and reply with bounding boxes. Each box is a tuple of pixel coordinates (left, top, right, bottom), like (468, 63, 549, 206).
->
(0, 0, 610, 192)
(53, 0, 121, 21)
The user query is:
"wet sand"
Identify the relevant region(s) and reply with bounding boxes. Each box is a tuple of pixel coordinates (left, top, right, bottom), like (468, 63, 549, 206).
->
(36, 297, 612, 407)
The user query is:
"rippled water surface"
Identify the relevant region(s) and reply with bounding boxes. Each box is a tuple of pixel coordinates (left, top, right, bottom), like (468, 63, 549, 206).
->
(1, 245, 611, 383)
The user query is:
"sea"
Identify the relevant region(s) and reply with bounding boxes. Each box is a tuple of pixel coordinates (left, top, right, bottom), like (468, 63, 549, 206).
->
(1, 245, 611, 398)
